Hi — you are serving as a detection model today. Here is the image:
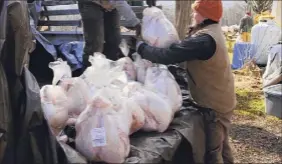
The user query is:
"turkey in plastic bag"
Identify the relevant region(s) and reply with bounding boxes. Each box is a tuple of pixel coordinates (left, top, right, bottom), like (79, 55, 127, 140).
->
(59, 77, 91, 117)
(116, 57, 137, 81)
(122, 82, 173, 132)
(142, 6, 179, 48)
(126, 98, 145, 134)
(81, 53, 128, 94)
(49, 58, 72, 85)
(132, 53, 153, 84)
(94, 86, 145, 134)
(145, 65, 182, 112)
(40, 85, 69, 136)
(75, 93, 131, 163)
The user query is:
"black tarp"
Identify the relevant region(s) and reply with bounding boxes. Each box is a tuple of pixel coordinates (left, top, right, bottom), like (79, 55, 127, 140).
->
(0, 1, 206, 163)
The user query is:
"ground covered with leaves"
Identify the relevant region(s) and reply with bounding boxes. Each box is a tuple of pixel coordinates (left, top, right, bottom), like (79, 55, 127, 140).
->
(230, 65, 282, 163)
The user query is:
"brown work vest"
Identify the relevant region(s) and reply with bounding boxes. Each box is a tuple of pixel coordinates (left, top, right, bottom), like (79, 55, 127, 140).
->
(186, 24, 236, 114)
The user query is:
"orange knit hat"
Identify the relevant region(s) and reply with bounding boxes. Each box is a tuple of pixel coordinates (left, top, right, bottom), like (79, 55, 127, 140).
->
(192, 0, 223, 22)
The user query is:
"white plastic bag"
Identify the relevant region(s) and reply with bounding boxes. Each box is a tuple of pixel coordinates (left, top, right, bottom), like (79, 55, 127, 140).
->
(116, 57, 137, 81)
(75, 95, 131, 163)
(132, 53, 153, 84)
(40, 85, 69, 136)
(145, 65, 182, 112)
(94, 86, 145, 134)
(142, 7, 179, 48)
(81, 53, 128, 94)
(59, 77, 91, 117)
(49, 58, 72, 85)
(123, 82, 173, 132)
(125, 98, 145, 134)
(119, 39, 130, 57)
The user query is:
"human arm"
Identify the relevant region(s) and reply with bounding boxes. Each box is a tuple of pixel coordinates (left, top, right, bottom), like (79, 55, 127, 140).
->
(136, 34, 216, 65)
(112, 1, 140, 27)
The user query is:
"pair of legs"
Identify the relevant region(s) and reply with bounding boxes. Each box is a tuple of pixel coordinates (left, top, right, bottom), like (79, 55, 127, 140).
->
(241, 32, 251, 42)
(203, 109, 234, 163)
(78, 2, 122, 67)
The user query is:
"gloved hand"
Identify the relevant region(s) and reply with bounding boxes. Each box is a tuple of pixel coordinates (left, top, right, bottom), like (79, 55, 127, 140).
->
(146, 0, 156, 7)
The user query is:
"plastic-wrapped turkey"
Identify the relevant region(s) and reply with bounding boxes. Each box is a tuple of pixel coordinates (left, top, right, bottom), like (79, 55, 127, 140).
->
(123, 82, 173, 132)
(59, 77, 91, 117)
(132, 53, 153, 84)
(75, 94, 132, 163)
(116, 57, 136, 81)
(93, 87, 145, 134)
(40, 85, 69, 136)
(145, 65, 182, 112)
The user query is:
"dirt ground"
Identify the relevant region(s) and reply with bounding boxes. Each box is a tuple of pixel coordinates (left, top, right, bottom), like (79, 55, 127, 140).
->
(230, 65, 282, 163)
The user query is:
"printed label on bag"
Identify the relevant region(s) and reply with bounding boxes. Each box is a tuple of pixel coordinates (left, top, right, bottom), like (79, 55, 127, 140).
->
(91, 127, 107, 147)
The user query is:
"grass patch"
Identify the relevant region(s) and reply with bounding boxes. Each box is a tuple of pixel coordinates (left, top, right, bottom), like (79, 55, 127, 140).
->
(235, 88, 265, 117)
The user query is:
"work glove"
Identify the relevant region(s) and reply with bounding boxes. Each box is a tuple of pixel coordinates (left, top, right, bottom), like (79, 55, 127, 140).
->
(146, 0, 156, 7)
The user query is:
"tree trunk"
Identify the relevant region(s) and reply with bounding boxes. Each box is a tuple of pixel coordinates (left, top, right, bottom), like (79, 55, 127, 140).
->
(175, 0, 194, 40)
(175, 0, 194, 69)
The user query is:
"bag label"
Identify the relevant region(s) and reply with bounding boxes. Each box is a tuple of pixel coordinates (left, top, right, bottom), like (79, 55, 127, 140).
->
(91, 127, 107, 147)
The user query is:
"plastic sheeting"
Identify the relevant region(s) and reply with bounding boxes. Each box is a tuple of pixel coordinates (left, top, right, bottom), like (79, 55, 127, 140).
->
(263, 43, 282, 88)
(58, 41, 84, 71)
(61, 65, 205, 164)
(1, 1, 207, 163)
(28, 1, 57, 59)
(251, 19, 281, 65)
(232, 42, 256, 69)
(0, 1, 68, 164)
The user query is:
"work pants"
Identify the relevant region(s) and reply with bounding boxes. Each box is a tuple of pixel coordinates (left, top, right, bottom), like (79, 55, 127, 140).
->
(78, 2, 122, 67)
(201, 108, 234, 164)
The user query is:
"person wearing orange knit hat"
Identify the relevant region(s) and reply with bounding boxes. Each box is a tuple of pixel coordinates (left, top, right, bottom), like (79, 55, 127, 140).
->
(136, 0, 236, 163)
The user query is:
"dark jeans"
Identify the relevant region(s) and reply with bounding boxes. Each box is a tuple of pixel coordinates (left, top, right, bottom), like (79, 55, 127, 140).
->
(78, 2, 121, 67)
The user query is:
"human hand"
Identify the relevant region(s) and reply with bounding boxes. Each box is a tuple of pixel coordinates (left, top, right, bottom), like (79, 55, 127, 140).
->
(135, 36, 145, 51)
(101, 1, 114, 11)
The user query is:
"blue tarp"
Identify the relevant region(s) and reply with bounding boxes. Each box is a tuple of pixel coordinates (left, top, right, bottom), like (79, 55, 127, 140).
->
(232, 42, 256, 70)
(58, 41, 84, 71)
(30, 26, 57, 59)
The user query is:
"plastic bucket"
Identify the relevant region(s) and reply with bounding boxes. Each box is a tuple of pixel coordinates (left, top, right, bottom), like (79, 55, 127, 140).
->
(263, 84, 282, 119)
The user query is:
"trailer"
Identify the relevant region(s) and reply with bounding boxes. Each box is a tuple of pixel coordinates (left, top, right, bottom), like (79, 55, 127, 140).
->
(0, 1, 207, 163)
(28, 0, 161, 45)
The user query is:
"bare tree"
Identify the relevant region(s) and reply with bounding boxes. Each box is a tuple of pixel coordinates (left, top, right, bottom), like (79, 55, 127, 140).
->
(245, 0, 273, 13)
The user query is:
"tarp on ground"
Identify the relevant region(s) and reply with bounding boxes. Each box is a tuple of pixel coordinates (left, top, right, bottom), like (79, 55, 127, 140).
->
(232, 42, 256, 69)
